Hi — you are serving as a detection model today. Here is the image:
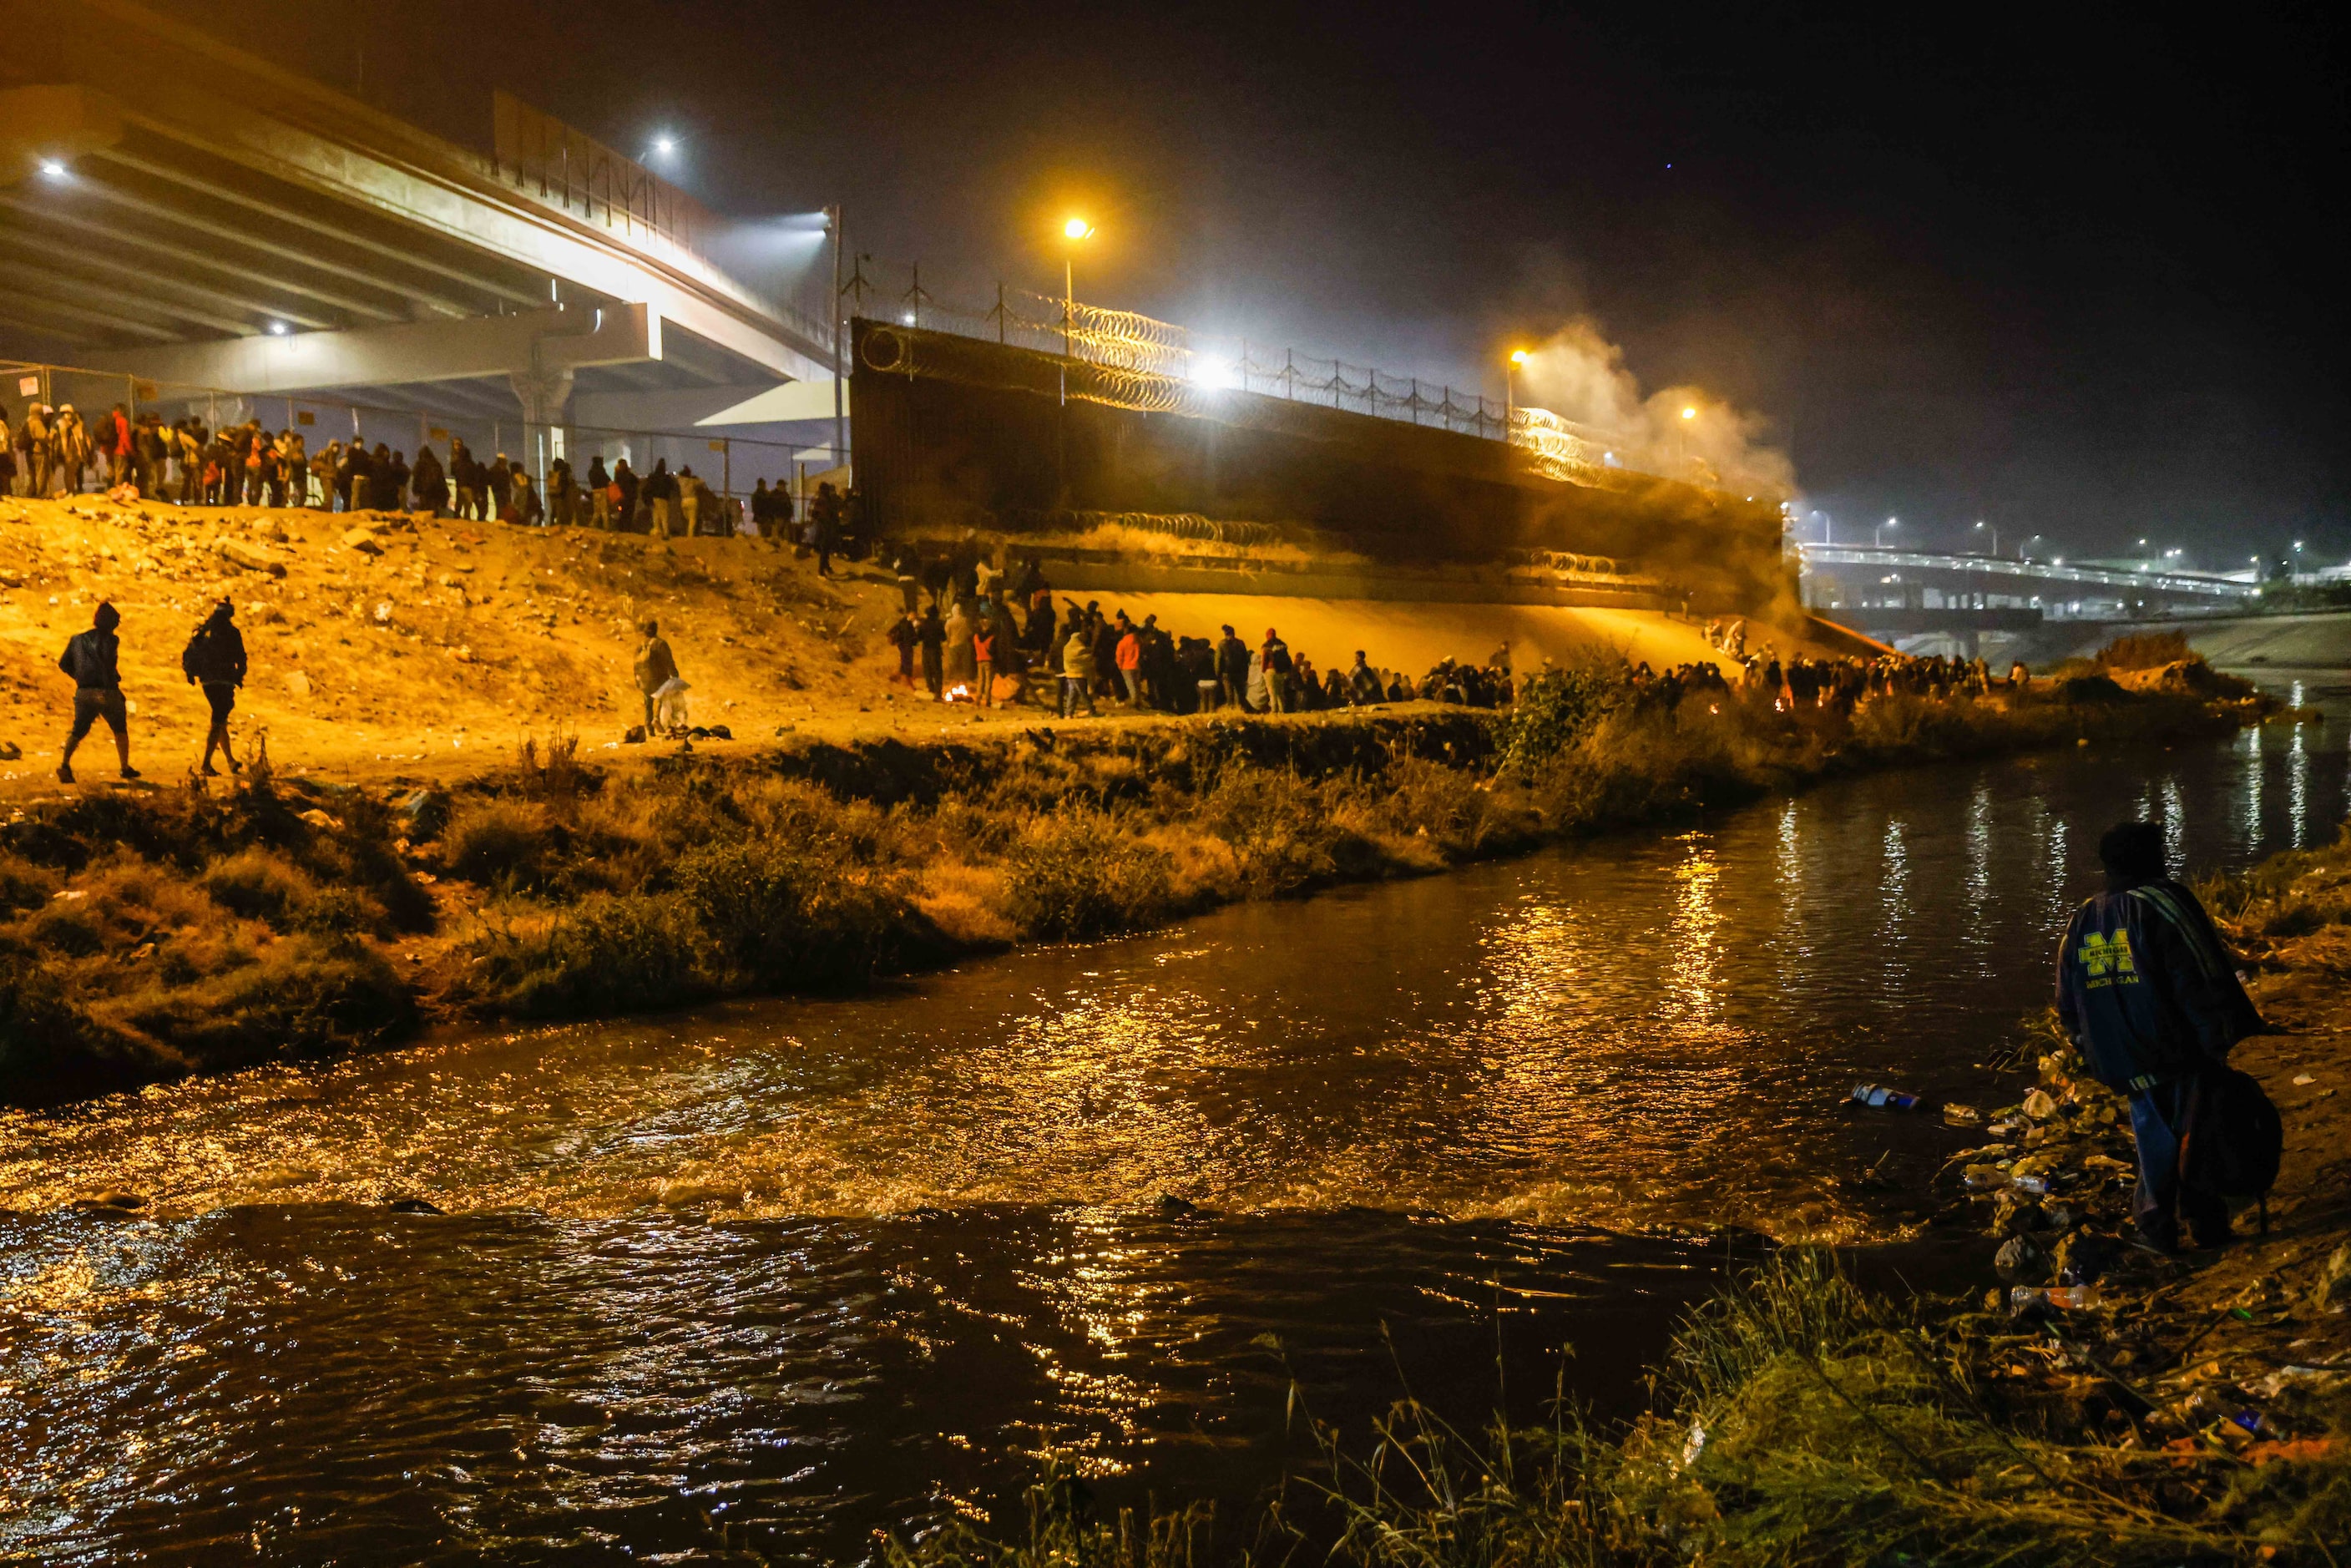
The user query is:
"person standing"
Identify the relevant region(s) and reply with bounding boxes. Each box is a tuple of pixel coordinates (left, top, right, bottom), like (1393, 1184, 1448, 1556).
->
(812, 483, 842, 576)
(916, 604, 946, 699)
(1059, 621, 1098, 717)
(893, 542, 921, 614)
(633, 620, 680, 732)
(943, 597, 975, 691)
(1260, 627, 1293, 713)
(104, 404, 134, 490)
(973, 613, 1000, 709)
(887, 610, 919, 688)
(1115, 617, 1144, 706)
(58, 602, 138, 783)
(1216, 625, 1249, 711)
(181, 599, 247, 776)
(2056, 821, 2266, 1254)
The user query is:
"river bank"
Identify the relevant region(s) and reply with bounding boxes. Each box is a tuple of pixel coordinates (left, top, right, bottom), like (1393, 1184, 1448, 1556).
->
(2, 660, 2277, 1106)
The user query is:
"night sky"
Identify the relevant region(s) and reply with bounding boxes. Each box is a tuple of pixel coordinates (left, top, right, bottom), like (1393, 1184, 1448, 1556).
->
(159, 1, 2351, 564)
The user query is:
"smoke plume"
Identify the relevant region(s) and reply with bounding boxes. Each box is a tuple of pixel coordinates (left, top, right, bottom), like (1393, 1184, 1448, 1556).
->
(1515, 319, 1795, 496)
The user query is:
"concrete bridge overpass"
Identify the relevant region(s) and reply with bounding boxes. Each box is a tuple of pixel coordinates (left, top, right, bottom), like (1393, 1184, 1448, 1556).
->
(0, 0, 842, 463)
(1797, 542, 2259, 620)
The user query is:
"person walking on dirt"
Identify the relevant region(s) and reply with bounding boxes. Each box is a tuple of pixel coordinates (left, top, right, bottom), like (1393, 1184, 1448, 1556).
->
(181, 599, 247, 776)
(634, 620, 680, 731)
(2056, 820, 2266, 1255)
(58, 601, 139, 783)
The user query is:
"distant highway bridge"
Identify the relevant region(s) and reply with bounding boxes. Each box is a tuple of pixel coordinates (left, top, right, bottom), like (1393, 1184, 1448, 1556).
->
(1797, 543, 2260, 638)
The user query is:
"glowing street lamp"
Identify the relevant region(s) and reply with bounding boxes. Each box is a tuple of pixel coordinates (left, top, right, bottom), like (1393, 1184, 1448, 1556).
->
(1505, 348, 1528, 426)
(2023, 533, 2043, 562)
(1059, 217, 1094, 355)
(1973, 518, 1998, 556)
(1876, 516, 1898, 549)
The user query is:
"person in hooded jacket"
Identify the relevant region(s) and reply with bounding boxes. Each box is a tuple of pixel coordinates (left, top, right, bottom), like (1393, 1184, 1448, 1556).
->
(411, 444, 447, 515)
(58, 601, 138, 782)
(182, 599, 248, 776)
(2056, 820, 2266, 1253)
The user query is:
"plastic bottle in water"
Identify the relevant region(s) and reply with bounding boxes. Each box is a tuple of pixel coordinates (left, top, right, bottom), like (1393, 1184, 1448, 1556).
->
(1850, 1083, 1924, 1110)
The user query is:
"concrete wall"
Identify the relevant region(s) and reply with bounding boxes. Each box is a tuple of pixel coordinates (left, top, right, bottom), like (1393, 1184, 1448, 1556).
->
(849, 320, 1792, 613)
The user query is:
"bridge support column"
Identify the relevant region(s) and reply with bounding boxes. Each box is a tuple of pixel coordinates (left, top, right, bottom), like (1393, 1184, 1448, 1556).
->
(510, 366, 576, 495)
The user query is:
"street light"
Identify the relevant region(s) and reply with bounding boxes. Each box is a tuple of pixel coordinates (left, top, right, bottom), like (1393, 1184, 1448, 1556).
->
(2023, 533, 2043, 561)
(1505, 348, 1528, 427)
(1973, 518, 1998, 556)
(1059, 217, 1094, 355)
(1876, 516, 1898, 548)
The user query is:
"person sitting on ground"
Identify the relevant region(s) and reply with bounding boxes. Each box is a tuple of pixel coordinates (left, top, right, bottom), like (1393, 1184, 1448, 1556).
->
(633, 619, 680, 733)
(2055, 820, 2265, 1255)
(181, 599, 248, 777)
(58, 601, 138, 783)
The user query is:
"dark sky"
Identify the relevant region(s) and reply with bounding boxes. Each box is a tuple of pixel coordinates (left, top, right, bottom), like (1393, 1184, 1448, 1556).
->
(168, 1, 2351, 564)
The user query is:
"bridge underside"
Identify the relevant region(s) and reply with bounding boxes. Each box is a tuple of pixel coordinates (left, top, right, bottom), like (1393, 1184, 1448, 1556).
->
(0, 5, 835, 448)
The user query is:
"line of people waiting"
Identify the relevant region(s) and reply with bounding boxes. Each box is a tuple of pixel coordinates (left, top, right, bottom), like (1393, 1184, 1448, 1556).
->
(3, 402, 847, 543)
(878, 541, 1517, 720)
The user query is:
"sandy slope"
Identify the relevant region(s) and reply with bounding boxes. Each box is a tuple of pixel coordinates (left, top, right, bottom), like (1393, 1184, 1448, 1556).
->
(0, 494, 1812, 796)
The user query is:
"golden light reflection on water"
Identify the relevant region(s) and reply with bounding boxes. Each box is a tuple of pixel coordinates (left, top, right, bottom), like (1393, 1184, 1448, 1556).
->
(1665, 832, 1723, 1028)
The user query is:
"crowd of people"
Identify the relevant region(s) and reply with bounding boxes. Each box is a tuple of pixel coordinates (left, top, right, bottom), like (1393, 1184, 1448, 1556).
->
(1, 402, 866, 549)
(872, 541, 1486, 719)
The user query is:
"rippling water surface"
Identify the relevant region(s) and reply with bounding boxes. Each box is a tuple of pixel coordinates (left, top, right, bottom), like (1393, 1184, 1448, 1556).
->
(4, 673, 2346, 1563)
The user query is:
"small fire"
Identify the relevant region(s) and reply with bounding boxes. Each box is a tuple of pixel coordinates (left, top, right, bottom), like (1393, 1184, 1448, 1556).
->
(942, 684, 973, 704)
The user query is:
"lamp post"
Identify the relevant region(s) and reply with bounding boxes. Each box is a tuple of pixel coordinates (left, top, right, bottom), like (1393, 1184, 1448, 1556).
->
(1505, 348, 1527, 434)
(826, 204, 844, 479)
(1876, 516, 1898, 549)
(2023, 534, 2043, 562)
(1060, 217, 1093, 357)
(1678, 403, 1696, 469)
(1974, 518, 1998, 556)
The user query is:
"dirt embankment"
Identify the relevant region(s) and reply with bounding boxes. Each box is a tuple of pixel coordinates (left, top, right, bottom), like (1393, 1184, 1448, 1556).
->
(0, 495, 888, 793)
(0, 494, 1848, 796)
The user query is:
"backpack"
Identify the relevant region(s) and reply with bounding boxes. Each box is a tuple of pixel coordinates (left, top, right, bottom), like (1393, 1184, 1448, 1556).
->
(2185, 1065, 2285, 1232)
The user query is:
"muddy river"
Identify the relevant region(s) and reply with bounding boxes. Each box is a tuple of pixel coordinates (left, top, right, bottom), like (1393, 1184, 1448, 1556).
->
(4, 672, 2344, 1563)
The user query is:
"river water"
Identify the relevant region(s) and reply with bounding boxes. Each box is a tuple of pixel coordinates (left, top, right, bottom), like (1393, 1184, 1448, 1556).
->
(5, 674, 2347, 1564)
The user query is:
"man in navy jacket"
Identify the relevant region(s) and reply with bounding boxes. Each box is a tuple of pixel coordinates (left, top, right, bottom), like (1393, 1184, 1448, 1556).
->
(2056, 821, 2263, 1252)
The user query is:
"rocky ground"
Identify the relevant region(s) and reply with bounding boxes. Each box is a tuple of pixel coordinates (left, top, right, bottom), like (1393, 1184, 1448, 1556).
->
(1936, 845, 2351, 1487)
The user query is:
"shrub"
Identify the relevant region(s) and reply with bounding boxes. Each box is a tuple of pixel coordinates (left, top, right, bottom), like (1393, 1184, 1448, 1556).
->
(1004, 812, 1176, 938)
(116, 936, 415, 1068)
(2095, 629, 2193, 670)
(0, 853, 57, 913)
(0, 951, 172, 1105)
(1494, 665, 1628, 777)
(203, 848, 316, 927)
(475, 893, 709, 1019)
(443, 798, 564, 890)
(23, 900, 104, 957)
(673, 835, 897, 989)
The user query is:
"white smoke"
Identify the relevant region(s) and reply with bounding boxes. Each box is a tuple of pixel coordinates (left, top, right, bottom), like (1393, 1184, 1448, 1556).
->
(1515, 319, 1794, 495)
